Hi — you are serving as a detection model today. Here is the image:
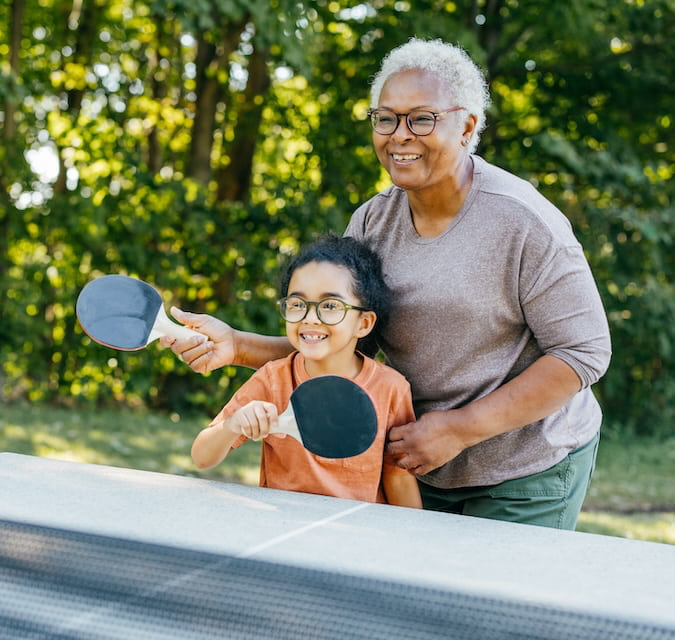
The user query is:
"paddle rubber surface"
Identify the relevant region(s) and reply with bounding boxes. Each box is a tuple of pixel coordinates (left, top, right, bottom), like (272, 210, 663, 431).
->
(278, 375, 377, 458)
(76, 275, 163, 350)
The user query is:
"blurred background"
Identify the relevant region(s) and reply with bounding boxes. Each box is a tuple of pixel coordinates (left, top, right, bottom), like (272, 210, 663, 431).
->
(1, 0, 672, 541)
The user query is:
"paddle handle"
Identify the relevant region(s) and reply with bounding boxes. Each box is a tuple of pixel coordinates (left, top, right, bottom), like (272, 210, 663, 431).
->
(149, 305, 206, 343)
(271, 405, 303, 445)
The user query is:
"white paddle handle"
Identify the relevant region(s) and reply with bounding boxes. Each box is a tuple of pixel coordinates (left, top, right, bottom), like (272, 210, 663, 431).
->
(148, 305, 206, 343)
(271, 404, 303, 445)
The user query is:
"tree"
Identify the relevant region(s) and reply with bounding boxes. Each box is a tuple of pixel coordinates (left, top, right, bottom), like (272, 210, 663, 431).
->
(0, 0, 672, 435)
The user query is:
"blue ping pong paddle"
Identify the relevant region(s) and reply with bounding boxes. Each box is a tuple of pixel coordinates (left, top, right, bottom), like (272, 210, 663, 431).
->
(76, 274, 205, 351)
(272, 375, 377, 458)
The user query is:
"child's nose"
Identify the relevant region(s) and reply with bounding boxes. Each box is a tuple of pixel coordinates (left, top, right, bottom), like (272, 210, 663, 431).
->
(305, 304, 322, 323)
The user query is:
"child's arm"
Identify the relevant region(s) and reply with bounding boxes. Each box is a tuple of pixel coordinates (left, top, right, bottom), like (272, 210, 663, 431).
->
(382, 468, 423, 508)
(191, 401, 278, 469)
(381, 376, 422, 508)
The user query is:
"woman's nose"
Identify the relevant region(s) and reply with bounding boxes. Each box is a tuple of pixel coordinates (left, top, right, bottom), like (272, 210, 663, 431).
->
(391, 115, 414, 141)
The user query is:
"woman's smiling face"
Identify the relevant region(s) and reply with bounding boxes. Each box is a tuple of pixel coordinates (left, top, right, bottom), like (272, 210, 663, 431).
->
(372, 69, 470, 195)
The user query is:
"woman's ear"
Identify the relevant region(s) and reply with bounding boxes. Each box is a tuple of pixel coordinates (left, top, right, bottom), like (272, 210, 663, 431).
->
(462, 113, 478, 140)
(355, 311, 377, 338)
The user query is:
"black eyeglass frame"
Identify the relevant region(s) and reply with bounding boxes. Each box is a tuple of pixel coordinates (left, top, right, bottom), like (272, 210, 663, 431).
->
(277, 296, 370, 326)
(367, 106, 466, 136)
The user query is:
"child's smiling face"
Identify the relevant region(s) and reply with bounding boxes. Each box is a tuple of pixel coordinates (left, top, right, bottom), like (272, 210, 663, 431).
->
(284, 260, 376, 377)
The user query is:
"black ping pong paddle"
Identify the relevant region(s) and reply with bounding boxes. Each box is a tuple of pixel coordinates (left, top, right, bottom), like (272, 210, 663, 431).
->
(272, 375, 377, 458)
(76, 274, 205, 351)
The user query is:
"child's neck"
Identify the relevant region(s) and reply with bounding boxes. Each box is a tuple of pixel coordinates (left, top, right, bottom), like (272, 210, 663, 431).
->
(303, 352, 364, 380)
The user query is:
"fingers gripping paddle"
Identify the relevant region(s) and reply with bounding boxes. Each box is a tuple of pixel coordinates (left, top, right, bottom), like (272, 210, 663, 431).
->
(273, 376, 377, 458)
(76, 275, 204, 351)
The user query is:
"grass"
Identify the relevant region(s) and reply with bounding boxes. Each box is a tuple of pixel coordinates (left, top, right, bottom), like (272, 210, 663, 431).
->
(1, 401, 673, 544)
(0, 401, 262, 486)
(574, 430, 675, 543)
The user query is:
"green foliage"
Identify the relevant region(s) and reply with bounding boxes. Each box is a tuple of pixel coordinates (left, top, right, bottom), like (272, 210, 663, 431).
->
(1, 0, 672, 434)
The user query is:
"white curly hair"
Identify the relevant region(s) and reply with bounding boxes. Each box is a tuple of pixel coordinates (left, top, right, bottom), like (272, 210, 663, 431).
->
(370, 38, 491, 154)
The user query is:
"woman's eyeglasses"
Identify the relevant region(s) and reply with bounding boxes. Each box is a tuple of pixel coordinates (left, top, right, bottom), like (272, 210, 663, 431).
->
(367, 106, 465, 136)
(278, 296, 369, 325)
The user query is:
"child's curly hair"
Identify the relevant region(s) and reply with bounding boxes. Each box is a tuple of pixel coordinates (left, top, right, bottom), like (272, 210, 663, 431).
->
(280, 233, 391, 358)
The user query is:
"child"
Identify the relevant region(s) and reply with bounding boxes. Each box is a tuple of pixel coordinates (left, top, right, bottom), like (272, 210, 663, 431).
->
(191, 234, 422, 508)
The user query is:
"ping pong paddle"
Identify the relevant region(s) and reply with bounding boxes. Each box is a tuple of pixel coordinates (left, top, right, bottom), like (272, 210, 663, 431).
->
(76, 274, 205, 351)
(273, 375, 377, 458)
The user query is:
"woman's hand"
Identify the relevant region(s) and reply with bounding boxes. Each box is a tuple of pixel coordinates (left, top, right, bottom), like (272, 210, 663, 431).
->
(160, 307, 236, 374)
(385, 410, 473, 476)
(162, 307, 295, 372)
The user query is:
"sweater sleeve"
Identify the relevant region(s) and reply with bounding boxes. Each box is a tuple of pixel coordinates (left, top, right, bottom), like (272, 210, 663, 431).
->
(520, 242, 611, 389)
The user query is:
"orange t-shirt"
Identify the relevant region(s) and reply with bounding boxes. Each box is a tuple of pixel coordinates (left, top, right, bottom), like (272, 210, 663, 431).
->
(210, 352, 415, 503)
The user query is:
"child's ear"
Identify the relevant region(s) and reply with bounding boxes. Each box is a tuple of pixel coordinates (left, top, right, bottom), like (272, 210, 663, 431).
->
(355, 311, 377, 338)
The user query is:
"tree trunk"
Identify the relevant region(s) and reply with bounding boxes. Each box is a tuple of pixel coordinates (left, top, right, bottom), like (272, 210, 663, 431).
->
(188, 36, 219, 184)
(53, 0, 102, 195)
(215, 45, 270, 202)
(146, 11, 172, 175)
(3, 0, 24, 143)
(188, 19, 248, 185)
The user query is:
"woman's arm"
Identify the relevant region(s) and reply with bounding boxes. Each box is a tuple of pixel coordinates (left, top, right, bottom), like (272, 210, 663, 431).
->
(386, 354, 582, 476)
(161, 307, 293, 373)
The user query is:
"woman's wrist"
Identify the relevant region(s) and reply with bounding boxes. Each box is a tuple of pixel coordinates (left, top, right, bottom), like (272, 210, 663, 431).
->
(230, 329, 245, 367)
(232, 331, 293, 370)
(229, 329, 264, 369)
(450, 404, 488, 450)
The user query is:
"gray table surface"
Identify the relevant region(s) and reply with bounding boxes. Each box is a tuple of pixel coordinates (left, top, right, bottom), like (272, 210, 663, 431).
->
(1, 452, 673, 629)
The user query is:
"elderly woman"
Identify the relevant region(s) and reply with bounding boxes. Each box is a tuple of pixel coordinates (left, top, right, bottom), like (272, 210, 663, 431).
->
(165, 38, 611, 529)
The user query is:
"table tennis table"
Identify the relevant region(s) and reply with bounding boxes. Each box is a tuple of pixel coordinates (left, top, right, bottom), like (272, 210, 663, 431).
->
(1, 452, 673, 639)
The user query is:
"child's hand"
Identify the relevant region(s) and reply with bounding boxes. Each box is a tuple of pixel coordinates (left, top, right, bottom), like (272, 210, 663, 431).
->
(230, 401, 279, 440)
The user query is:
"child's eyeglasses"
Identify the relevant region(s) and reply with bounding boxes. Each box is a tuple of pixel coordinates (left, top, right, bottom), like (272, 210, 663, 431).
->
(278, 296, 369, 325)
